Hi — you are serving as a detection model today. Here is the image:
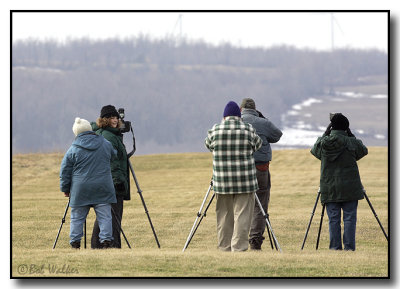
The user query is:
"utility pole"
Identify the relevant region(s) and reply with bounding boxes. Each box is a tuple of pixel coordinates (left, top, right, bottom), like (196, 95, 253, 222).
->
(173, 14, 183, 45)
(330, 13, 335, 51)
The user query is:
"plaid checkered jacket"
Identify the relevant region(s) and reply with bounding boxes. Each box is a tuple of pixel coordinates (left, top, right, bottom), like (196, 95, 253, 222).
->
(205, 116, 262, 194)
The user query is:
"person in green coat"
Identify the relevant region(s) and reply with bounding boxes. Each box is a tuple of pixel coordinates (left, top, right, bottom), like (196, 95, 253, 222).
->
(91, 105, 131, 249)
(311, 113, 368, 251)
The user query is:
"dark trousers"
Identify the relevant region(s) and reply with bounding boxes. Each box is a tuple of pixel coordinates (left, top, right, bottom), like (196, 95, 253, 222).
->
(249, 168, 271, 247)
(326, 201, 358, 251)
(91, 195, 124, 248)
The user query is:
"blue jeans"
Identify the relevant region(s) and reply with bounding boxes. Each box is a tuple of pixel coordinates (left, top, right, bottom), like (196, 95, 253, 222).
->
(70, 204, 113, 244)
(326, 201, 358, 251)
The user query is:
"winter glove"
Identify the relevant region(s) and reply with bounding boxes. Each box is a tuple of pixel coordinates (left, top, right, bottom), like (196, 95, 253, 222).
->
(256, 110, 266, 119)
(114, 183, 125, 192)
(323, 123, 332, 137)
(346, 128, 355, 137)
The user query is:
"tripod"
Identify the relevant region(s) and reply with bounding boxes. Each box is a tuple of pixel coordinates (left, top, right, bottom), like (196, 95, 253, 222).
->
(254, 192, 282, 252)
(301, 188, 388, 250)
(128, 159, 161, 248)
(182, 180, 214, 252)
(124, 124, 160, 248)
(52, 198, 131, 249)
(182, 180, 282, 252)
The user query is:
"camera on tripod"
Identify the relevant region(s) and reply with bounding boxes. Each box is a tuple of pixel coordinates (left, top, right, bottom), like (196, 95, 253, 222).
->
(118, 108, 132, 133)
(117, 108, 136, 157)
(329, 112, 341, 121)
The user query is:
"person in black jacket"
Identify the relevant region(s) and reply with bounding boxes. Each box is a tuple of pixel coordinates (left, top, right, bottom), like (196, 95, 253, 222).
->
(311, 113, 368, 251)
(91, 105, 131, 249)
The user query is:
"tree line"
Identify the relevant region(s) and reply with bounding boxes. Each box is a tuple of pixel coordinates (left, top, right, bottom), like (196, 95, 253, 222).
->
(12, 37, 388, 154)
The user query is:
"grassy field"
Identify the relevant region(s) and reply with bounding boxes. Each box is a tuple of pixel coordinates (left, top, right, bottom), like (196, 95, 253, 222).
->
(11, 148, 389, 278)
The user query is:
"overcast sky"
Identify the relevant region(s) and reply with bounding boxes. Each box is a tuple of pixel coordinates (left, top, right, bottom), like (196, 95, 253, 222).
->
(12, 11, 388, 52)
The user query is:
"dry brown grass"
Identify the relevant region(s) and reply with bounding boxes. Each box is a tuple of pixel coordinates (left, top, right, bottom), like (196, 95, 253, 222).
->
(11, 148, 388, 277)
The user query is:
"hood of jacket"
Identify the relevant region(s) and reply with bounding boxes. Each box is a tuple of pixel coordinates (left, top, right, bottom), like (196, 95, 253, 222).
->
(241, 108, 259, 117)
(91, 121, 120, 136)
(72, 131, 102, 151)
(321, 130, 348, 162)
(91, 121, 99, 131)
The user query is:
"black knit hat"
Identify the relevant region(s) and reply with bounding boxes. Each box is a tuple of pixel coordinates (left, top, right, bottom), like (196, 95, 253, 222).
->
(100, 105, 119, 118)
(331, 113, 349, 130)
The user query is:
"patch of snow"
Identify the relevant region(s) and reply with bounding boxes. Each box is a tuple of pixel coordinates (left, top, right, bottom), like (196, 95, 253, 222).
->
(302, 98, 323, 107)
(277, 127, 322, 147)
(331, 98, 347, 102)
(338, 91, 365, 98)
(370, 94, 387, 99)
(287, 110, 300, 116)
(291, 98, 322, 111)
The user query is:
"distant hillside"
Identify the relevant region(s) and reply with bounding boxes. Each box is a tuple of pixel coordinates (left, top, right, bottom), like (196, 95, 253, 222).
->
(12, 37, 388, 154)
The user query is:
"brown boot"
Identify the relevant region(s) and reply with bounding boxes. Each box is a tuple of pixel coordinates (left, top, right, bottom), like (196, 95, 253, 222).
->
(70, 241, 80, 249)
(100, 240, 112, 249)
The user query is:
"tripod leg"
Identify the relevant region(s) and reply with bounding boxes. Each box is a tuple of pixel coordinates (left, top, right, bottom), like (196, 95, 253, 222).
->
(266, 215, 278, 250)
(137, 191, 160, 248)
(265, 215, 274, 250)
(84, 220, 87, 249)
(316, 203, 325, 250)
(301, 189, 321, 250)
(111, 207, 132, 249)
(254, 193, 282, 252)
(53, 198, 70, 249)
(182, 181, 213, 252)
(253, 191, 274, 250)
(364, 191, 388, 241)
(184, 192, 215, 251)
(128, 160, 160, 248)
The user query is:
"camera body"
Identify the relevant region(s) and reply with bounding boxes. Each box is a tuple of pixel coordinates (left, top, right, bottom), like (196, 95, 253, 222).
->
(327, 112, 354, 137)
(117, 108, 136, 156)
(118, 108, 132, 133)
(329, 112, 341, 121)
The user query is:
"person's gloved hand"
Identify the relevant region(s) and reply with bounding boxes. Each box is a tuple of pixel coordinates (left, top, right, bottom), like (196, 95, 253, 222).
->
(114, 183, 125, 192)
(346, 128, 355, 137)
(323, 123, 332, 137)
(256, 110, 266, 119)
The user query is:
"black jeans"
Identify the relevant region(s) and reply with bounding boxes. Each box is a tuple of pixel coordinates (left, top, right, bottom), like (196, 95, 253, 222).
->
(91, 195, 124, 248)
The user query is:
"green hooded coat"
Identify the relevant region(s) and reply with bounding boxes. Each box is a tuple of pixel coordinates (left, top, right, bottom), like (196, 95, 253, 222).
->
(91, 122, 131, 200)
(311, 130, 368, 204)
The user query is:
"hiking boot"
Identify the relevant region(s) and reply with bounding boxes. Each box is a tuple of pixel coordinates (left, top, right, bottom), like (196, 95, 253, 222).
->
(249, 237, 264, 250)
(70, 241, 80, 249)
(250, 243, 262, 250)
(100, 240, 112, 249)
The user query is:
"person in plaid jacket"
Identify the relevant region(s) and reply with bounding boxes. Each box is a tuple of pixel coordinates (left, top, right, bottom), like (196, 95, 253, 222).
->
(205, 101, 262, 251)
